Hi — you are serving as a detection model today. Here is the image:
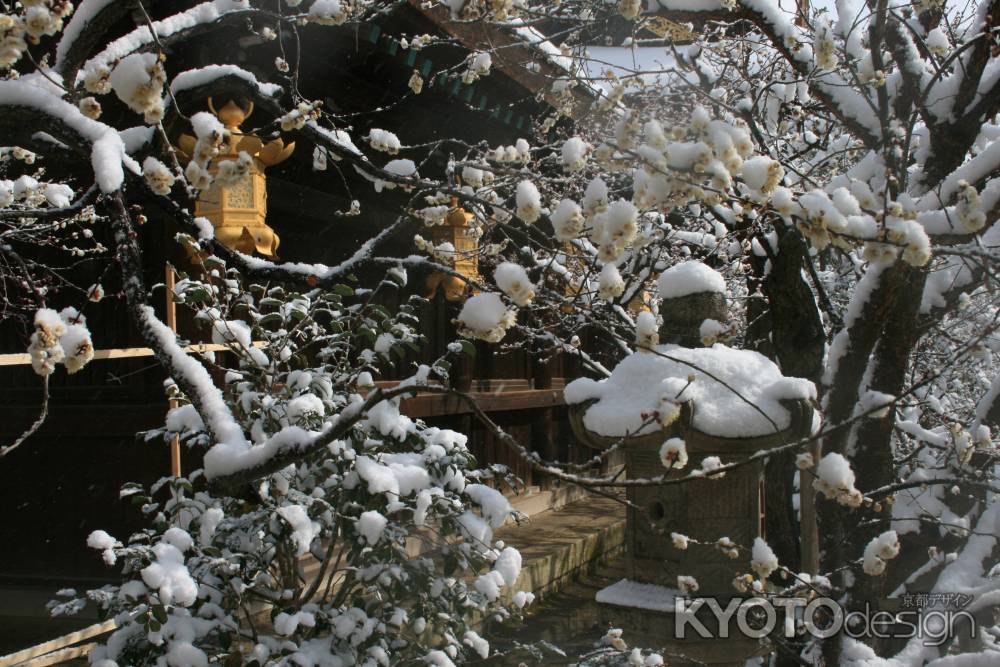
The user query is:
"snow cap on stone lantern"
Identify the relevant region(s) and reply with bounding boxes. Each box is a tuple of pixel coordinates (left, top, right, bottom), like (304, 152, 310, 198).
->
(656, 260, 728, 346)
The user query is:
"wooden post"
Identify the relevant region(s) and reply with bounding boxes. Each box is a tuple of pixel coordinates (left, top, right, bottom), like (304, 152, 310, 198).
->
(531, 356, 556, 490)
(800, 440, 821, 574)
(165, 265, 182, 478)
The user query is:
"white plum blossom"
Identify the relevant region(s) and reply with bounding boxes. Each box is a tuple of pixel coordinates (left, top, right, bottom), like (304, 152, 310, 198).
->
(862, 530, 900, 575)
(561, 137, 590, 172)
(677, 575, 699, 594)
(109, 53, 166, 124)
(550, 198, 584, 241)
(455, 293, 516, 342)
(27, 308, 93, 377)
(926, 27, 949, 57)
(515, 180, 541, 223)
(308, 0, 348, 25)
(597, 263, 625, 300)
(751, 538, 779, 579)
(494, 262, 535, 306)
(143, 157, 175, 196)
(955, 181, 985, 233)
(741, 156, 784, 195)
(659, 437, 688, 470)
(462, 52, 492, 83)
(635, 311, 658, 350)
(814, 453, 863, 508)
(367, 129, 401, 154)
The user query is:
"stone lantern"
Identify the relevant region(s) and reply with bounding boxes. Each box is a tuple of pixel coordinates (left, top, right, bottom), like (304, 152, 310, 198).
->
(565, 261, 815, 663)
(177, 98, 295, 258)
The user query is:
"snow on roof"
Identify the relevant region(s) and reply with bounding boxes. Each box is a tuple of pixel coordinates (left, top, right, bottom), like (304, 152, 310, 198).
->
(505, 21, 574, 72)
(564, 343, 815, 439)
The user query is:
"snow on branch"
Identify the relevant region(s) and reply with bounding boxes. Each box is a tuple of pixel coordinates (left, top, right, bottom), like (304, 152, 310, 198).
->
(0, 80, 135, 191)
(205, 383, 430, 487)
(137, 304, 249, 454)
(54, 0, 121, 75)
(918, 142, 1000, 212)
(650, 0, 882, 146)
(74, 0, 254, 88)
(170, 64, 283, 98)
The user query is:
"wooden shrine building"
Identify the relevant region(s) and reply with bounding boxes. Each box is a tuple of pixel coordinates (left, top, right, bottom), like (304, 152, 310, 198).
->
(0, 0, 604, 651)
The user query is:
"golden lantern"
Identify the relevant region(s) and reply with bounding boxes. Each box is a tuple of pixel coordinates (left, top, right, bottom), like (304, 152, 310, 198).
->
(425, 198, 481, 301)
(177, 99, 295, 258)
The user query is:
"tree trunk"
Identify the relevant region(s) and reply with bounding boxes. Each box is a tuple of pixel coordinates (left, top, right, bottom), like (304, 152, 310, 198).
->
(761, 230, 825, 574)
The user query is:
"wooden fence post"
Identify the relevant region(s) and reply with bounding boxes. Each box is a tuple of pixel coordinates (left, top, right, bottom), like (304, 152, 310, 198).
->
(165, 265, 181, 478)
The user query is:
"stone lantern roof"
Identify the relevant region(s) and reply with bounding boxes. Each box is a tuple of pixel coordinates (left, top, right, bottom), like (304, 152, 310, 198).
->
(565, 342, 816, 447)
(567, 259, 817, 447)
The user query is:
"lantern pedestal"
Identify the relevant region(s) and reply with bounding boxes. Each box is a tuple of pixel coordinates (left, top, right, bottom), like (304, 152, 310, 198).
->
(594, 581, 769, 667)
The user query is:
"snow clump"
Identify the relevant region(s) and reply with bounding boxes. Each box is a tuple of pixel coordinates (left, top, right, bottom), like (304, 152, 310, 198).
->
(28, 308, 93, 376)
(109, 53, 166, 124)
(862, 530, 900, 575)
(455, 293, 516, 342)
(659, 437, 688, 469)
(813, 452, 863, 507)
(493, 262, 535, 306)
(515, 180, 541, 223)
(751, 537, 779, 578)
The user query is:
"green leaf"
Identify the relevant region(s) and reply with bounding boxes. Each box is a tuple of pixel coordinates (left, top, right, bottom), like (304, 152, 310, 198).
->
(259, 312, 284, 326)
(152, 604, 168, 624)
(202, 256, 226, 272)
(332, 284, 354, 297)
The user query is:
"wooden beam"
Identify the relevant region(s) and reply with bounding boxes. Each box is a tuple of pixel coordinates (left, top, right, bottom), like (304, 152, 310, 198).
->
(0, 619, 115, 667)
(0, 342, 266, 367)
(400, 388, 565, 418)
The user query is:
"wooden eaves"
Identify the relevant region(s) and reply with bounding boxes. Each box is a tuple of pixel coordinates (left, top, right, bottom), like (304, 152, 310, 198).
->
(406, 0, 596, 118)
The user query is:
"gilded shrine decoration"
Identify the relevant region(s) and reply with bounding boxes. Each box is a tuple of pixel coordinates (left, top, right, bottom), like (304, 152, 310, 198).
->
(425, 198, 481, 301)
(177, 99, 295, 258)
